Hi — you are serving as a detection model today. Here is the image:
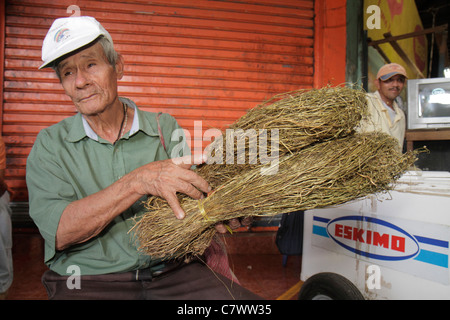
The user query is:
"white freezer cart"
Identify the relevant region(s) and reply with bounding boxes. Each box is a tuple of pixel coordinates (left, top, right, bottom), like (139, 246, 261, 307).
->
(300, 171, 450, 300)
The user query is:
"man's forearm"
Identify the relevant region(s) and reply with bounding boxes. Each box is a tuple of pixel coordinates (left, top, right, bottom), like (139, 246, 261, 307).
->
(55, 174, 141, 251)
(54, 155, 210, 251)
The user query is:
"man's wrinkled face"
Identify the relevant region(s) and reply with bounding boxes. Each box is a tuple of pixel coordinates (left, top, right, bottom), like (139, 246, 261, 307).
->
(376, 74, 406, 103)
(58, 42, 123, 116)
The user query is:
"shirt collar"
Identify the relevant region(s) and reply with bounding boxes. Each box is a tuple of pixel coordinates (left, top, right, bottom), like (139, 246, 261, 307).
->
(374, 91, 402, 124)
(81, 115, 99, 141)
(375, 91, 400, 112)
(65, 97, 158, 143)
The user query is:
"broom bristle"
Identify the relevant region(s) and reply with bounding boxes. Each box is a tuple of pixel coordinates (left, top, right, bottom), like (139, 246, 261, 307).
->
(132, 132, 418, 260)
(130, 86, 418, 260)
(199, 86, 369, 188)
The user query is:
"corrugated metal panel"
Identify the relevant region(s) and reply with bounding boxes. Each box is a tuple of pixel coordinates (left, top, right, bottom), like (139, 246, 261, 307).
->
(3, 0, 314, 201)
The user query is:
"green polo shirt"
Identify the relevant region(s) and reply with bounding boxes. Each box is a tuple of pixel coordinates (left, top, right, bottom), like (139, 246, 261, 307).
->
(26, 97, 189, 276)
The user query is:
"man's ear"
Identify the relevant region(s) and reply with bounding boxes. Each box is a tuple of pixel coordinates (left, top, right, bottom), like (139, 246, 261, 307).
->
(115, 54, 124, 80)
(375, 79, 381, 90)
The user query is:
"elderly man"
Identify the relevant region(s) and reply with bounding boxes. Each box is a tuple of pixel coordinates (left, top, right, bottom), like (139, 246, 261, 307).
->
(359, 63, 407, 150)
(26, 16, 259, 300)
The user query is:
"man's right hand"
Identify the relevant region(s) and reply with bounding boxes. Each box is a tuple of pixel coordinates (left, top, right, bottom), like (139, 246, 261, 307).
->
(132, 154, 211, 219)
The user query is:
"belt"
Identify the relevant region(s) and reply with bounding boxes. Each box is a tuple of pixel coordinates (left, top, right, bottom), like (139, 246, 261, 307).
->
(43, 260, 190, 283)
(134, 260, 186, 281)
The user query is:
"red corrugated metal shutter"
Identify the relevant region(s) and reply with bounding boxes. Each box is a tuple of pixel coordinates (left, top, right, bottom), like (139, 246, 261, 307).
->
(3, 0, 314, 201)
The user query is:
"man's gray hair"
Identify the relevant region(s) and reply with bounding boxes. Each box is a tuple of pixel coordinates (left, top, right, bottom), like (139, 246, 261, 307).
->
(52, 35, 119, 80)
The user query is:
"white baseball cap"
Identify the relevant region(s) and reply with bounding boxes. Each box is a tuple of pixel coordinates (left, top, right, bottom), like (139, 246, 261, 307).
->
(39, 16, 113, 69)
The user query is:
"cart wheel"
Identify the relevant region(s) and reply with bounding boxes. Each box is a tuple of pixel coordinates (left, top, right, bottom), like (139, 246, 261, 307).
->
(298, 272, 364, 300)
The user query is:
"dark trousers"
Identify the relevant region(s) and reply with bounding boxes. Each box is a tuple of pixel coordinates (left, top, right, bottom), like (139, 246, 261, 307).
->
(42, 261, 262, 300)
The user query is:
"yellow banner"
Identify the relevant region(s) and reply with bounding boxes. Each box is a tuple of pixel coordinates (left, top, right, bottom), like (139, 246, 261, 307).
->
(364, 0, 428, 82)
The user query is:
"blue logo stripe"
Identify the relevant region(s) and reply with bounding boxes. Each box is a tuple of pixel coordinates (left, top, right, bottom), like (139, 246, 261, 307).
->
(313, 225, 329, 238)
(414, 249, 448, 268)
(313, 216, 330, 223)
(414, 235, 449, 248)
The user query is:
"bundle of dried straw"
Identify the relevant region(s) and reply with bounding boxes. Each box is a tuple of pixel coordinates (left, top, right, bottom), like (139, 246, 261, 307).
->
(131, 87, 418, 260)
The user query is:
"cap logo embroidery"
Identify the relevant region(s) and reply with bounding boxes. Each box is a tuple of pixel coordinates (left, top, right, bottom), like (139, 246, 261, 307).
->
(54, 28, 70, 43)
